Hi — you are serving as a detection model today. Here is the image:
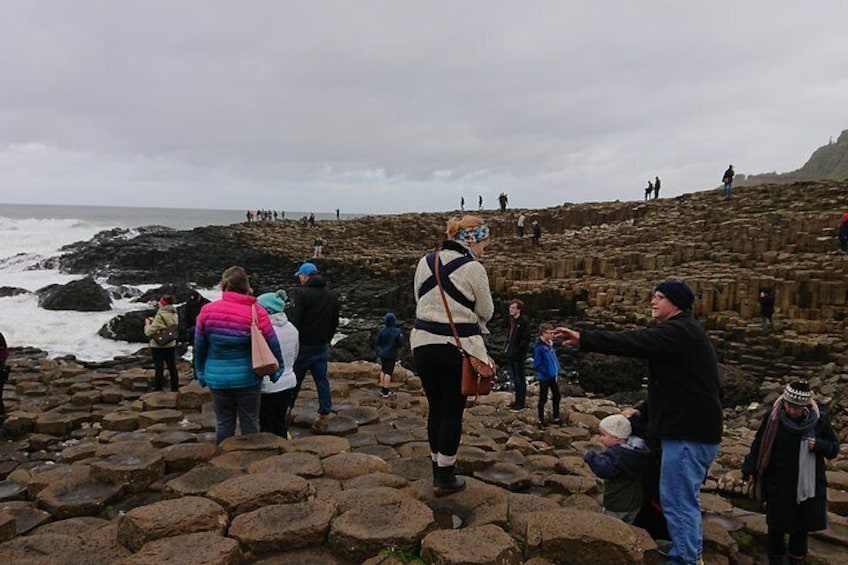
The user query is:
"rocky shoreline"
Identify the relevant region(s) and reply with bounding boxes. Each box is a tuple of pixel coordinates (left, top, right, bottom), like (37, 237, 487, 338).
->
(2, 180, 848, 562)
(0, 347, 846, 564)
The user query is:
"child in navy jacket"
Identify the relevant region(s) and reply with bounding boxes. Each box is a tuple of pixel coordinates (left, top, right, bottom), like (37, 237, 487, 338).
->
(375, 312, 404, 398)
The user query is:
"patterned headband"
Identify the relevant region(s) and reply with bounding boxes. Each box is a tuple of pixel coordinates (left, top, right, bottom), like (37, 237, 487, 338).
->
(455, 224, 490, 244)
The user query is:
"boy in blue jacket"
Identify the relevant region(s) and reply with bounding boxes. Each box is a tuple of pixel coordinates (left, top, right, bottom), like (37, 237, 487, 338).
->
(533, 323, 561, 429)
(585, 414, 652, 524)
(375, 312, 404, 398)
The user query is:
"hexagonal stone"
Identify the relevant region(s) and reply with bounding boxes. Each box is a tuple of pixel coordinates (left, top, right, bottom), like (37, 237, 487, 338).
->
(0, 501, 52, 535)
(140, 391, 179, 410)
(328, 487, 435, 562)
(338, 406, 380, 426)
(354, 445, 400, 461)
(206, 472, 312, 515)
(219, 432, 287, 452)
(457, 446, 497, 474)
(375, 430, 415, 446)
(0, 533, 85, 563)
(322, 453, 391, 480)
(151, 430, 197, 448)
(34, 410, 90, 436)
(160, 442, 220, 473)
(505, 492, 564, 537)
(27, 463, 91, 498)
(121, 530, 242, 565)
(137, 408, 183, 428)
(312, 414, 359, 436)
(30, 516, 111, 536)
(473, 462, 531, 492)
(247, 452, 324, 478)
(344, 472, 409, 490)
(36, 477, 122, 520)
(177, 383, 212, 410)
(542, 474, 599, 495)
(287, 435, 350, 458)
(102, 411, 140, 432)
(0, 480, 27, 502)
(60, 442, 99, 463)
(89, 450, 165, 492)
(0, 512, 16, 542)
(229, 501, 335, 556)
(525, 508, 653, 564)
(117, 496, 229, 552)
(252, 547, 353, 564)
(164, 465, 244, 497)
(211, 450, 278, 471)
(421, 523, 522, 565)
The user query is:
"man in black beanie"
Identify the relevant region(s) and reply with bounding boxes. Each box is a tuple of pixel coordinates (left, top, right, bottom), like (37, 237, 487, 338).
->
(557, 280, 722, 565)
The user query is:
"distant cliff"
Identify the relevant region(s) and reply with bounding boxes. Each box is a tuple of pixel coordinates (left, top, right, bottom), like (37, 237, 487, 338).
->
(737, 128, 848, 186)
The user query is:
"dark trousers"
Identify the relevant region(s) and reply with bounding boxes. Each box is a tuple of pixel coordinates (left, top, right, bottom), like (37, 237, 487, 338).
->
(414, 344, 466, 457)
(767, 529, 808, 562)
(507, 357, 526, 408)
(260, 390, 293, 438)
(210, 385, 261, 444)
(537, 379, 561, 422)
(152, 347, 179, 391)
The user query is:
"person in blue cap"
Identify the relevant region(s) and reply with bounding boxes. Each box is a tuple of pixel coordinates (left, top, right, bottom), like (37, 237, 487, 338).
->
(557, 280, 722, 565)
(289, 262, 340, 419)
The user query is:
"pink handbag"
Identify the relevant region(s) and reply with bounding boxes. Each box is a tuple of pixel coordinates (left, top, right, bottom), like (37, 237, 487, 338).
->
(251, 305, 279, 377)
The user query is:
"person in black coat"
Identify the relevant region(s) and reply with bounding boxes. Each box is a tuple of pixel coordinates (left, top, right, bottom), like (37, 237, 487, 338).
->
(558, 280, 722, 565)
(504, 299, 532, 411)
(742, 381, 839, 565)
(758, 287, 776, 330)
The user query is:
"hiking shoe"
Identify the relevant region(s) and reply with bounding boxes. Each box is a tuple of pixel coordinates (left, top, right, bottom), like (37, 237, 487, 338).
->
(551, 418, 562, 426)
(379, 390, 391, 398)
(509, 406, 526, 413)
(536, 421, 546, 430)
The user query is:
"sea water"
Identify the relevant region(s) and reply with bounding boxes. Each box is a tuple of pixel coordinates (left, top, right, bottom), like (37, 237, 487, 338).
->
(0, 203, 345, 361)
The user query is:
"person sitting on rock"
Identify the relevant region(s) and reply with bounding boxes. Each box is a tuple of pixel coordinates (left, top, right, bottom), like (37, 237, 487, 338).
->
(584, 414, 652, 524)
(742, 381, 839, 565)
(533, 323, 561, 429)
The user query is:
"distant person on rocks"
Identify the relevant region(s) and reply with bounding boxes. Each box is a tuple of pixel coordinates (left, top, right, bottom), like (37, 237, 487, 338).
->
(722, 164, 735, 197)
(557, 280, 722, 565)
(181, 290, 209, 346)
(411, 214, 494, 496)
(584, 414, 652, 524)
(246, 210, 253, 222)
(742, 381, 839, 565)
(308, 212, 315, 227)
(256, 291, 299, 438)
(532, 220, 542, 245)
(460, 196, 465, 211)
(375, 312, 404, 398)
(194, 266, 284, 444)
(645, 181, 653, 201)
(144, 294, 180, 392)
(838, 213, 848, 253)
(335, 208, 340, 220)
(498, 192, 508, 212)
(517, 212, 526, 238)
(758, 287, 776, 330)
(0, 331, 9, 421)
(654, 176, 661, 199)
(289, 262, 340, 419)
(533, 323, 561, 429)
(313, 235, 324, 258)
(478, 195, 483, 210)
(504, 299, 532, 411)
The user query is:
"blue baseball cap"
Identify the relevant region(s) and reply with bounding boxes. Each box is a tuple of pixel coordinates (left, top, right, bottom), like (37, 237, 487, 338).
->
(294, 262, 318, 277)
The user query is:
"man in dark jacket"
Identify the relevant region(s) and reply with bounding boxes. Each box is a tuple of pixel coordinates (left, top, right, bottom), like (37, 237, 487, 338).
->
(289, 262, 340, 416)
(558, 280, 722, 565)
(504, 299, 532, 411)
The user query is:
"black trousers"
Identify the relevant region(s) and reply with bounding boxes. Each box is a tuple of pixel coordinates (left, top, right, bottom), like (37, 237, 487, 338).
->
(537, 379, 561, 422)
(767, 529, 808, 561)
(414, 344, 466, 457)
(152, 347, 179, 391)
(260, 390, 293, 438)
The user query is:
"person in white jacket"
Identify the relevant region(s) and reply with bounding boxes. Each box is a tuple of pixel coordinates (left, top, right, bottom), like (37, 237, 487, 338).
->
(257, 290, 299, 438)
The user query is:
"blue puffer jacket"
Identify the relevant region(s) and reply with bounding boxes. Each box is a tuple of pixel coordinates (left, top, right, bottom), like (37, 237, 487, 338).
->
(533, 338, 560, 382)
(194, 291, 284, 389)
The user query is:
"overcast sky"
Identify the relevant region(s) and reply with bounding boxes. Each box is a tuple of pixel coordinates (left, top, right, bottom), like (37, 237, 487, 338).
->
(1, 1, 847, 214)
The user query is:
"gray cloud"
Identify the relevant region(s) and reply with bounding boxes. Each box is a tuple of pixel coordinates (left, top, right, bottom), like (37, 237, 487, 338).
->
(1, 1, 847, 213)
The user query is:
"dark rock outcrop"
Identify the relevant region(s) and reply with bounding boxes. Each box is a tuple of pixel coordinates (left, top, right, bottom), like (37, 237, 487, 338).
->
(36, 277, 112, 312)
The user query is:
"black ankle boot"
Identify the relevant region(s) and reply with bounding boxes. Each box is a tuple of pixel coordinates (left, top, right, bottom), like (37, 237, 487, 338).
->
(431, 460, 438, 487)
(434, 465, 466, 496)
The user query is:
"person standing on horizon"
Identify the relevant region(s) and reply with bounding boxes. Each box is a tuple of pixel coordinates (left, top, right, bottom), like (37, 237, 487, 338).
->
(556, 280, 723, 565)
(722, 165, 735, 197)
(532, 220, 542, 245)
(335, 208, 340, 220)
(654, 176, 661, 199)
(645, 181, 653, 201)
(289, 261, 340, 420)
(504, 299, 531, 412)
(460, 196, 465, 211)
(478, 195, 483, 210)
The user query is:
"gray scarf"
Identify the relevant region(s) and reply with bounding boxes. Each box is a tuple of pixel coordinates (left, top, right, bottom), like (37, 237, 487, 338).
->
(777, 400, 819, 503)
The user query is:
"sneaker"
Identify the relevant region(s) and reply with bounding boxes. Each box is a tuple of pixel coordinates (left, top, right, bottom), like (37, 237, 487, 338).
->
(509, 406, 526, 413)
(536, 421, 546, 430)
(551, 418, 562, 426)
(379, 390, 391, 398)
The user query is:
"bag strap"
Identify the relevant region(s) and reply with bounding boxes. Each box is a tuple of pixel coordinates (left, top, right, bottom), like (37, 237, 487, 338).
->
(252, 304, 259, 327)
(433, 251, 464, 351)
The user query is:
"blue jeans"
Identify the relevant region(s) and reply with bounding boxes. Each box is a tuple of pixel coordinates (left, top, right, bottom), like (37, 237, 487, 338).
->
(660, 439, 719, 564)
(210, 385, 261, 444)
(723, 182, 732, 196)
(507, 358, 526, 408)
(292, 343, 332, 414)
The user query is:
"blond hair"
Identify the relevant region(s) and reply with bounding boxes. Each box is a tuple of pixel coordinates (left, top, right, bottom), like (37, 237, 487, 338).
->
(446, 215, 486, 239)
